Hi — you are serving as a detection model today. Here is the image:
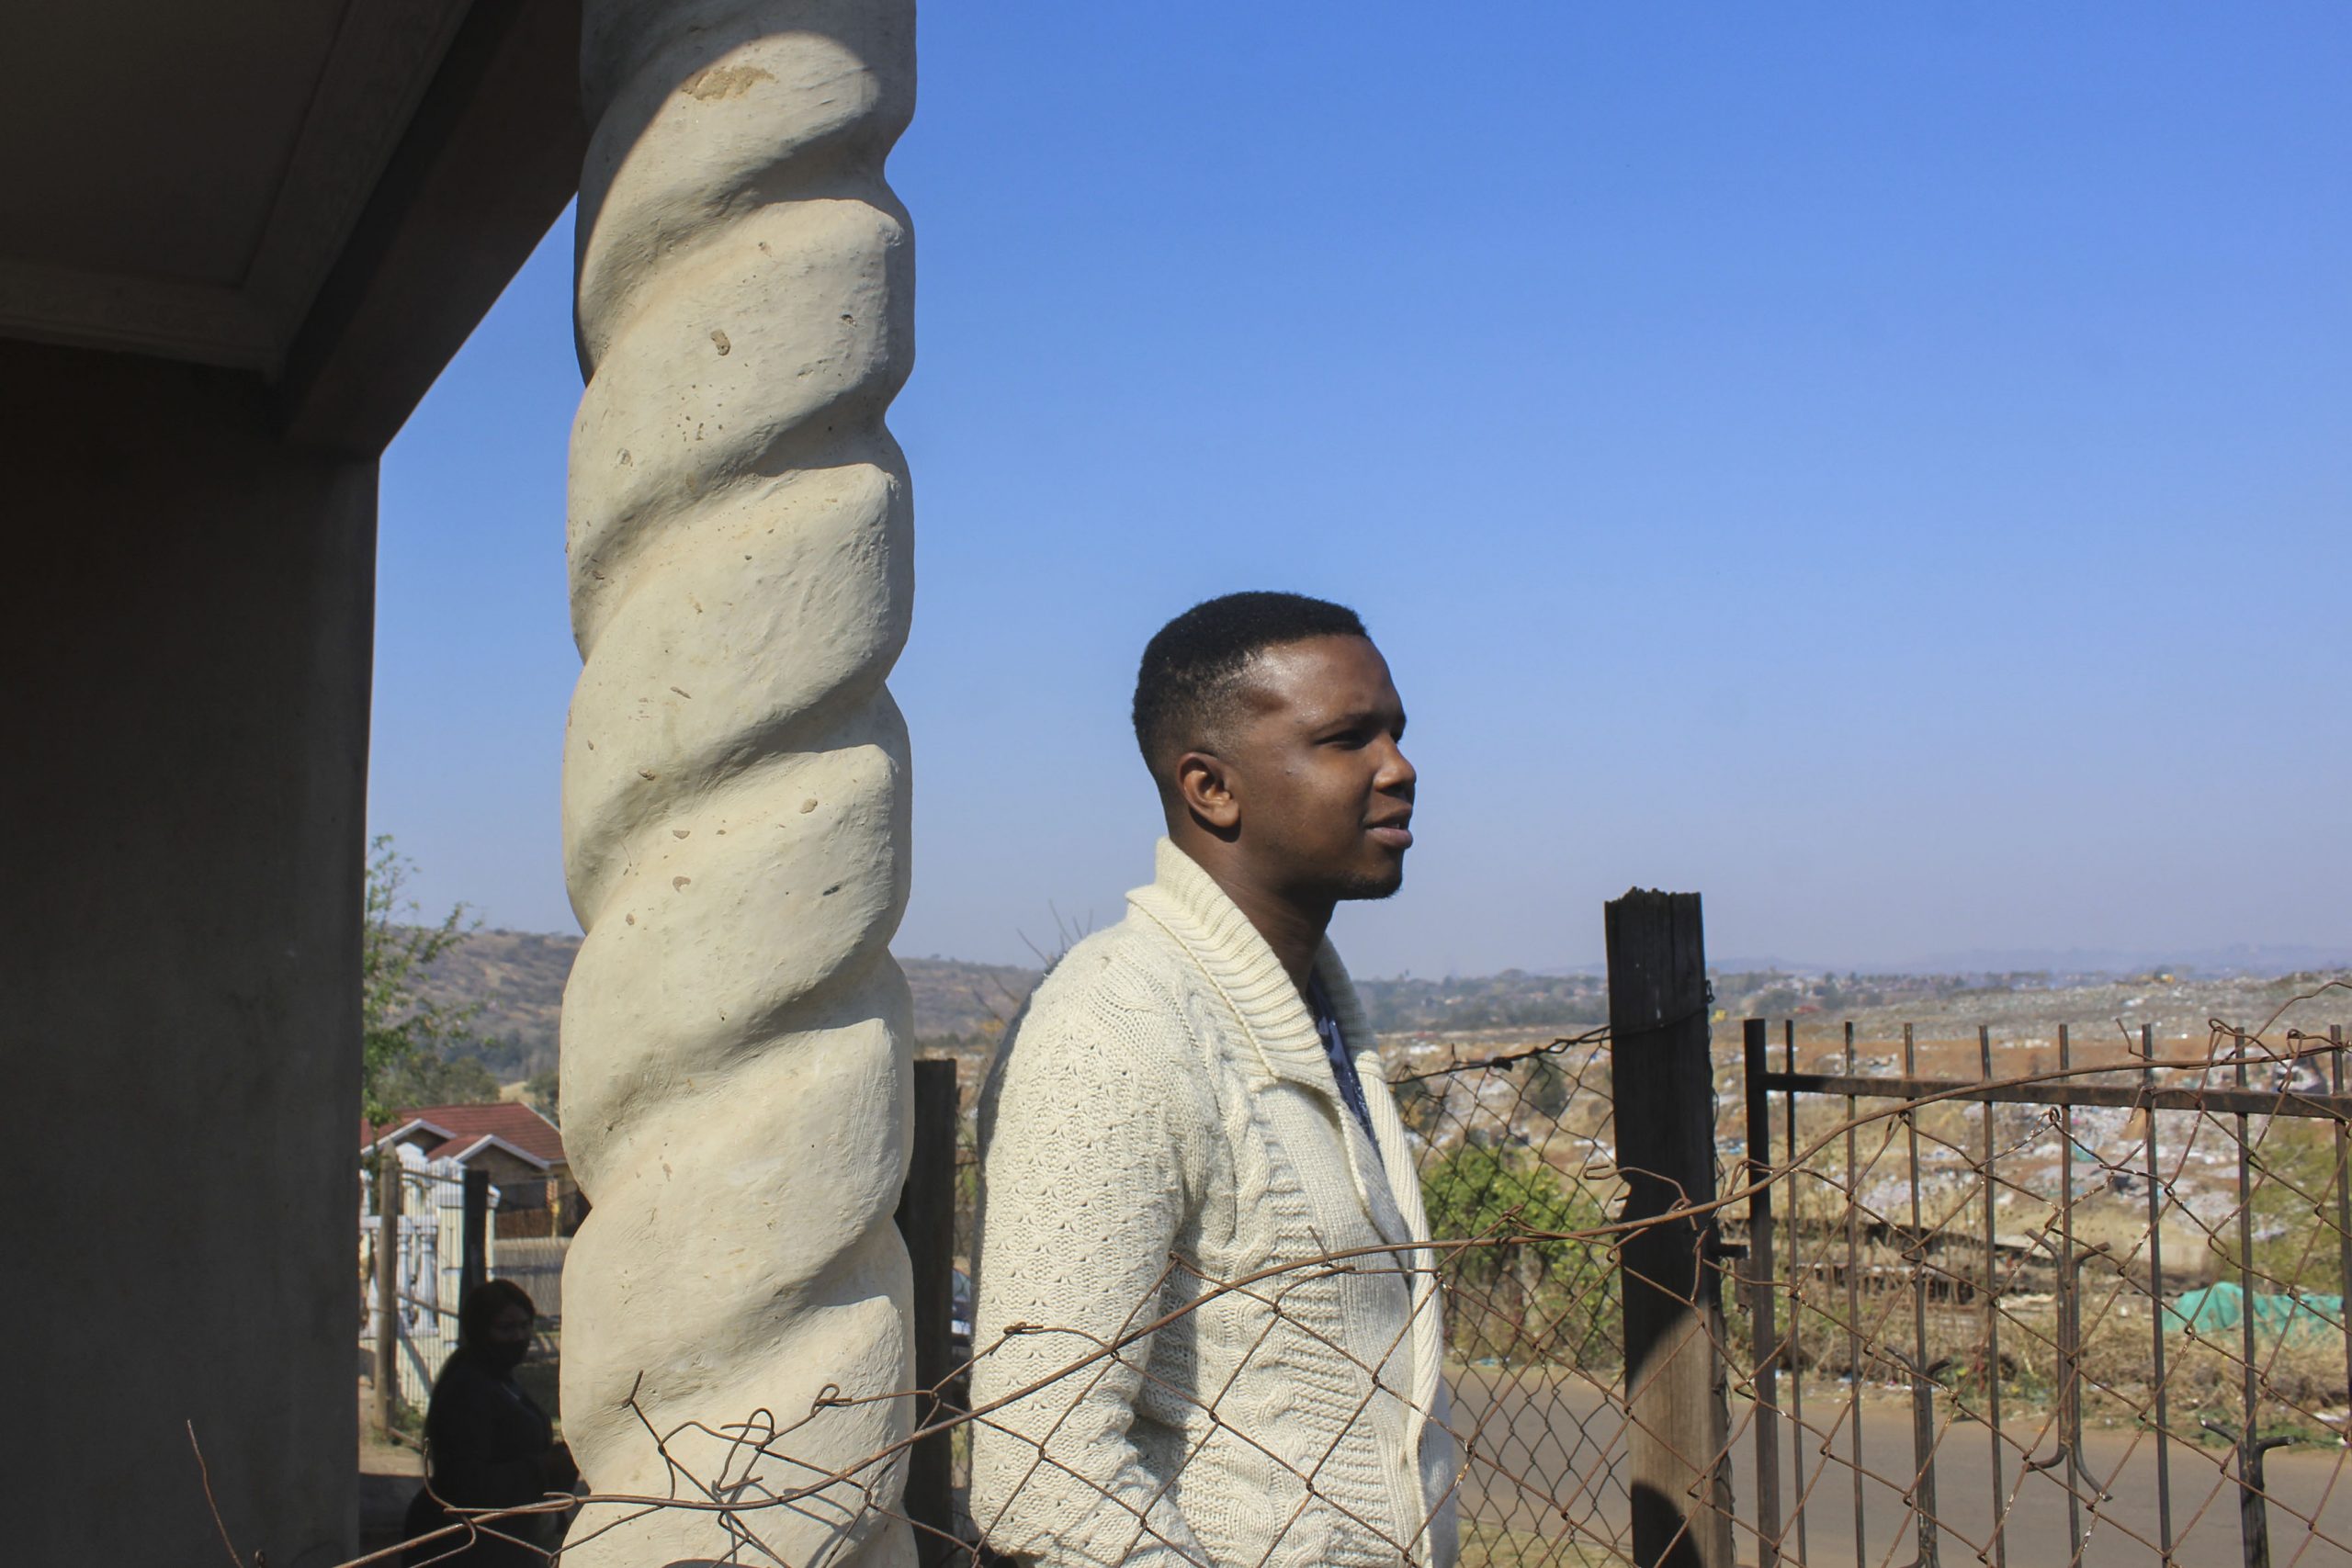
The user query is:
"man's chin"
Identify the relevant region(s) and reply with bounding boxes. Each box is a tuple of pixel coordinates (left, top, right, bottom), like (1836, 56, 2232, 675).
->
(1332, 864, 1406, 903)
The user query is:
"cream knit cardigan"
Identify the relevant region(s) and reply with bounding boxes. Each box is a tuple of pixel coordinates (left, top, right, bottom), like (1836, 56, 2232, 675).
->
(969, 840, 1459, 1568)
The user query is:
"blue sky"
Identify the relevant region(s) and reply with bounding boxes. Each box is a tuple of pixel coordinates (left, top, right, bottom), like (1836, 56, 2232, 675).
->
(372, 4, 2349, 976)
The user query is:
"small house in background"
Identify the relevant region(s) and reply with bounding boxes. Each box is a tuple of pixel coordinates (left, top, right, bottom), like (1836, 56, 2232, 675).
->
(361, 1102, 581, 1237)
(357, 1105, 579, 1405)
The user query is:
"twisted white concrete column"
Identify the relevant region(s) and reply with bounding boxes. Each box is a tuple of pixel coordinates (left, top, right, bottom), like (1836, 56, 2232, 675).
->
(560, 4, 916, 1562)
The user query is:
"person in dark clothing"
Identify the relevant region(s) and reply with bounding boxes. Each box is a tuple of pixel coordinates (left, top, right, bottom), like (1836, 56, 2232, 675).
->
(404, 1279, 577, 1566)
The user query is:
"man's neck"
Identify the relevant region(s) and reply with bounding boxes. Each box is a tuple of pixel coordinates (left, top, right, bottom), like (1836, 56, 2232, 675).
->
(1174, 835, 1331, 994)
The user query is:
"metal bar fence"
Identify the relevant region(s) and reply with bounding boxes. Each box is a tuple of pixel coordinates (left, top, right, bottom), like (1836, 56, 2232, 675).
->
(347, 981, 2352, 1568)
(1745, 986, 2352, 1568)
(1247, 984, 2352, 1568)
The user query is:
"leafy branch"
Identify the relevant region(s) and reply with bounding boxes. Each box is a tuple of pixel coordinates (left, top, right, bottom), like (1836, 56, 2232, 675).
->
(362, 833, 484, 1125)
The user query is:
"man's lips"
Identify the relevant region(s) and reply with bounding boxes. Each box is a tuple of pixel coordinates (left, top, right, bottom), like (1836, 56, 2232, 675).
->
(1367, 818, 1413, 850)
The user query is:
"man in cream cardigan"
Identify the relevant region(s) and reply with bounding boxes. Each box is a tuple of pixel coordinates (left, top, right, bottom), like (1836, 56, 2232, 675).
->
(970, 592, 1458, 1568)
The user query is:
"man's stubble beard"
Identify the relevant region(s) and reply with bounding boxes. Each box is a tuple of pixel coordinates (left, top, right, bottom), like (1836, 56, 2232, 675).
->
(1329, 865, 1405, 904)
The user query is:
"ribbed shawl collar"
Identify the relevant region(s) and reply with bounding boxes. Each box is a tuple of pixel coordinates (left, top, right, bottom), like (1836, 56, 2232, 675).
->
(1126, 838, 1380, 1097)
(1127, 838, 1446, 1468)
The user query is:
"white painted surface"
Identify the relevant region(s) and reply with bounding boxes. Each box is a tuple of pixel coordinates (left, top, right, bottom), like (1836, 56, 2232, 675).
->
(560, 5, 918, 1563)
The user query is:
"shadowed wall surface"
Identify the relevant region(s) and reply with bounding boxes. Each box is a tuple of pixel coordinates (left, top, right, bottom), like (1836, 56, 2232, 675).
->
(0, 340, 377, 1565)
(0, 6, 581, 1562)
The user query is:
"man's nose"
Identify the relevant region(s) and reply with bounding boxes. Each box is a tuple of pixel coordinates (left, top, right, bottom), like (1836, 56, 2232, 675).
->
(1379, 740, 1416, 795)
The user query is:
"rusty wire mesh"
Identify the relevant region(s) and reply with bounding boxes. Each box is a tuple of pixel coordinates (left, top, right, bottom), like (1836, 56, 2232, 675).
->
(1734, 982, 2352, 1568)
(1393, 1029, 1637, 1568)
(312, 986, 2352, 1568)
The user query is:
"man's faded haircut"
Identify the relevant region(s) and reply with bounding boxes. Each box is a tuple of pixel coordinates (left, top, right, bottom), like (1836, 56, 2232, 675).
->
(1132, 591, 1366, 785)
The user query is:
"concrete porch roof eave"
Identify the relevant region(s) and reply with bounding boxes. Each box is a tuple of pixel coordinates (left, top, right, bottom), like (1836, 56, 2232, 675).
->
(0, 0, 584, 458)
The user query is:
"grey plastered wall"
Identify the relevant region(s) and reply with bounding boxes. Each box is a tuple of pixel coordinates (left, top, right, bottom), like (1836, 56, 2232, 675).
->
(0, 340, 375, 1567)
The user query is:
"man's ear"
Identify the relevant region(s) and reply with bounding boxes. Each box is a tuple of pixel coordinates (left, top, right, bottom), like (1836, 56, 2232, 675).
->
(1174, 750, 1241, 832)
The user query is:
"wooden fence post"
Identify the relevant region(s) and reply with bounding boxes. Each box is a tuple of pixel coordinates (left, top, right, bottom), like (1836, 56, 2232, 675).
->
(1743, 1016, 1782, 1567)
(896, 1058, 960, 1563)
(461, 1167, 490, 1303)
(1608, 889, 1734, 1568)
(374, 1146, 404, 1436)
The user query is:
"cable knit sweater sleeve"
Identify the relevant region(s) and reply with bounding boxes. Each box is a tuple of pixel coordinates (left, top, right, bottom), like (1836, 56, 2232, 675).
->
(968, 956, 1213, 1568)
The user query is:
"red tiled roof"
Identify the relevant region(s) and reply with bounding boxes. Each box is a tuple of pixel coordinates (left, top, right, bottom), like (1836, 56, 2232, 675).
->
(361, 1101, 567, 1168)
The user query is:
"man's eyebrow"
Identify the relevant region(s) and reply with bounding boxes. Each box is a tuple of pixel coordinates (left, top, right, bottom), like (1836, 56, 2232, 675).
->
(1318, 705, 1407, 729)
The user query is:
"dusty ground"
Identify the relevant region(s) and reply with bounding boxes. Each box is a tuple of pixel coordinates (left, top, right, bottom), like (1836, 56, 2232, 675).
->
(358, 1409, 423, 1557)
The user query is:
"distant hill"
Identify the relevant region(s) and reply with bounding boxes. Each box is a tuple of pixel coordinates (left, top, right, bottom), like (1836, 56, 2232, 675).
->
(411, 930, 1627, 1077)
(1888, 943, 2352, 979)
(1352, 970, 1608, 1035)
(902, 956, 1040, 1040)
(405, 926, 2352, 1087)
(410, 929, 1044, 1082)
(410, 929, 577, 1082)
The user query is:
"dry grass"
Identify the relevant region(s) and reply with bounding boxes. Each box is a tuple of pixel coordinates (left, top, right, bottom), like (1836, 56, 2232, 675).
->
(1454, 1522, 1629, 1568)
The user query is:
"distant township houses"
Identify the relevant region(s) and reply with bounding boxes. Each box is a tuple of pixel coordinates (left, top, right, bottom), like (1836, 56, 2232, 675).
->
(360, 1102, 577, 1395)
(360, 1102, 579, 1237)
(362, 1100, 567, 1184)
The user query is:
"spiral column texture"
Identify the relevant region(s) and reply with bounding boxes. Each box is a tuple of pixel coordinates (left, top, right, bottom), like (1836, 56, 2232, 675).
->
(559, 4, 917, 1564)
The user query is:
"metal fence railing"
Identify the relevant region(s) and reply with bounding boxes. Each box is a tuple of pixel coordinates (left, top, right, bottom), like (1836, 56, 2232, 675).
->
(327, 915, 2352, 1568)
(360, 1151, 575, 1419)
(1738, 992, 2352, 1568)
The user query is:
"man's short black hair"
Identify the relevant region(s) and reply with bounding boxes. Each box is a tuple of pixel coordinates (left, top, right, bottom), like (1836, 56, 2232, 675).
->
(1133, 591, 1367, 784)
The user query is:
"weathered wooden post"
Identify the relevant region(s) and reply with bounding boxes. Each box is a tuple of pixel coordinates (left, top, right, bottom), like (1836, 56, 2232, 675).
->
(373, 1147, 404, 1435)
(1608, 889, 1734, 1568)
(895, 1058, 960, 1563)
(1742, 1016, 1782, 1567)
(460, 1166, 490, 1303)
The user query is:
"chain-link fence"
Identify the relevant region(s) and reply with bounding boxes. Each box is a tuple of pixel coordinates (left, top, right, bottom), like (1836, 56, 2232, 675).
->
(342, 975, 2352, 1568)
(1393, 1029, 1634, 1567)
(1736, 991, 2352, 1568)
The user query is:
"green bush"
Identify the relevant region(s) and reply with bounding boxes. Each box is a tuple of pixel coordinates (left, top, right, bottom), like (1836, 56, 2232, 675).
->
(1421, 1144, 1621, 1370)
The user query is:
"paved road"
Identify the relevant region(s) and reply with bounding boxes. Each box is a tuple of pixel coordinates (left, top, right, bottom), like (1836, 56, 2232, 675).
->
(1452, 1369, 2352, 1566)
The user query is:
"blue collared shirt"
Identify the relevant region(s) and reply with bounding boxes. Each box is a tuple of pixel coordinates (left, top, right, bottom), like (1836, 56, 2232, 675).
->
(1307, 974, 1380, 1156)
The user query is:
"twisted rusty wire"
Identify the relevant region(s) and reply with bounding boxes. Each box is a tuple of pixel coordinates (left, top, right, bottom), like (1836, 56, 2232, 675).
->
(288, 986, 2352, 1568)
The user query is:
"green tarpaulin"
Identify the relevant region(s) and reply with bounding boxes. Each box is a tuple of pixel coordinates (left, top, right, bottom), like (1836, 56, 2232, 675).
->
(2164, 1280, 2346, 1345)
